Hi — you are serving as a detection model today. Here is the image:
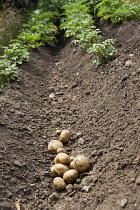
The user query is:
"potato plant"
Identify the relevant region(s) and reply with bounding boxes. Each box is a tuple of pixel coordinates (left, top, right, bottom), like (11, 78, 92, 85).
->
(94, 0, 140, 23)
(0, 0, 60, 87)
(60, 0, 117, 65)
(1, 0, 139, 87)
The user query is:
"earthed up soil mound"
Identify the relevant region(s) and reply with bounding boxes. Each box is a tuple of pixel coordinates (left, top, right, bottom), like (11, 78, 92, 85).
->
(0, 20, 140, 210)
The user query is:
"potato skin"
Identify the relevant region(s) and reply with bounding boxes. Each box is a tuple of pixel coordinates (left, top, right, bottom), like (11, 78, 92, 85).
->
(54, 155, 59, 164)
(63, 169, 78, 184)
(54, 153, 70, 165)
(69, 155, 90, 173)
(69, 159, 78, 171)
(57, 148, 67, 154)
(48, 140, 63, 154)
(70, 156, 75, 162)
(51, 163, 69, 177)
(59, 130, 70, 144)
(59, 153, 70, 164)
(53, 177, 66, 191)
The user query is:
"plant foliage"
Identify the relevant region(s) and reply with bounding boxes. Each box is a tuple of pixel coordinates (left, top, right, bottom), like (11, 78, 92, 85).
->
(60, 0, 117, 65)
(94, 0, 140, 22)
(0, 0, 61, 87)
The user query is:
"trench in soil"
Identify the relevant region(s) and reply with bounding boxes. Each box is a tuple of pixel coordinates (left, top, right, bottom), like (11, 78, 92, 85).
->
(0, 20, 140, 210)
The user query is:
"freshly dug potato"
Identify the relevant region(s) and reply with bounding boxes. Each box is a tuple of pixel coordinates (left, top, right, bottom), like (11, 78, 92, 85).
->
(54, 153, 70, 165)
(59, 130, 70, 144)
(57, 148, 67, 154)
(53, 177, 66, 191)
(63, 169, 78, 184)
(58, 153, 70, 165)
(54, 156, 59, 164)
(70, 156, 75, 162)
(48, 140, 63, 154)
(51, 163, 69, 177)
(56, 130, 62, 135)
(69, 155, 90, 173)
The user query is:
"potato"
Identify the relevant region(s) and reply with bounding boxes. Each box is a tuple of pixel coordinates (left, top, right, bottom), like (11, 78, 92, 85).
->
(56, 130, 62, 135)
(51, 163, 69, 177)
(70, 156, 75, 162)
(48, 140, 63, 154)
(69, 155, 90, 173)
(54, 153, 70, 165)
(53, 177, 66, 191)
(54, 156, 59, 164)
(63, 169, 78, 184)
(59, 129, 70, 144)
(57, 148, 67, 154)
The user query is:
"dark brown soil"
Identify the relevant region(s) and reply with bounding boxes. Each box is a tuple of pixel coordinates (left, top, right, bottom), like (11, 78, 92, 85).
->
(0, 20, 140, 210)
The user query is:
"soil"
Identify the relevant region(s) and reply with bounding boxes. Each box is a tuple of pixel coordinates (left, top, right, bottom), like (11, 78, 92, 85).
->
(0, 20, 140, 210)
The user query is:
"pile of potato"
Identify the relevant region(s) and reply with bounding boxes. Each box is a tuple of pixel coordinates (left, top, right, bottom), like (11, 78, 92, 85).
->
(48, 130, 90, 191)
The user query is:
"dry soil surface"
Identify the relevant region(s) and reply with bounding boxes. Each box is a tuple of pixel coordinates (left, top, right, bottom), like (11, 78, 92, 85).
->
(0, 20, 140, 210)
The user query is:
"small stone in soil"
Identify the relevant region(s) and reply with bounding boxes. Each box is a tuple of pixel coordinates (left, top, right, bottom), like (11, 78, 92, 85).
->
(78, 138, 84, 144)
(65, 184, 74, 193)
(9, 109, 15, 114)
(129, 54, 134, 57)
(130, 177, 135, 183)
(121, 74, 129, 81)
(14, 160, 23, 167)
(76, 131, 83, 138)
(49, 93, 55, 99)
(48, 193, 59, 201)
(48, 87, 54, 93)
(15, 111, 24, 117)
(120, 198, 128, 208)
(30, 183, 36, 187)
(97, 150, 103, 156)
(70, 135, 77, 141)
(7, 192, 13, 198)
(131, 71, 137, 76)
(133, 155, 140, 164)
(91, 150, 97, 157)
(55, 92, 63, 95)
(86, 91, 90, 95)
(108, 189, 114, 194)
(69, 190, 76, 197)
(93, 178, 98, 183)
(125, 60, 132, 67)
(82, 185, 91, 192)
(76, 179, 81, 184)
